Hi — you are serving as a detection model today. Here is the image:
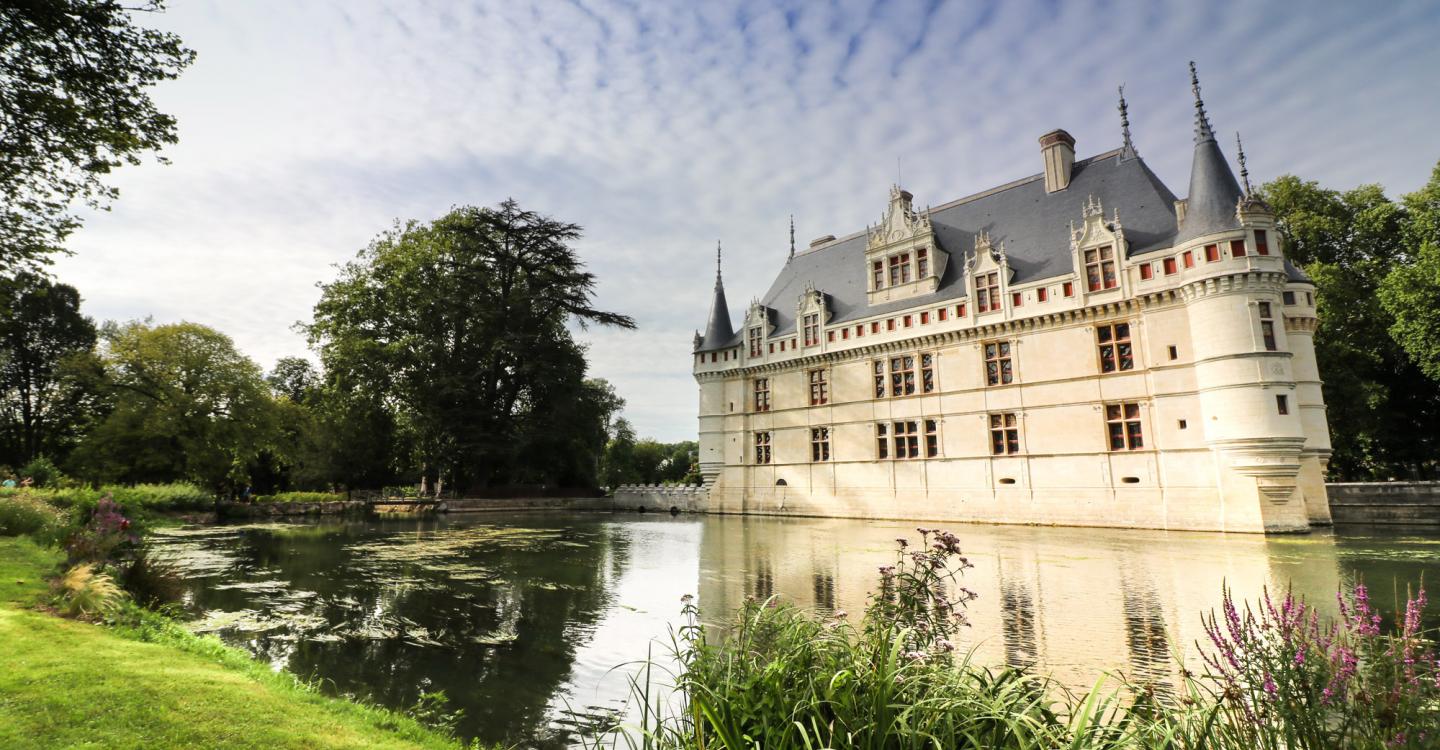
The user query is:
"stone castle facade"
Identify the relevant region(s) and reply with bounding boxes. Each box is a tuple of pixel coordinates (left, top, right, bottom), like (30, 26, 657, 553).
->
(690, 66, 1331, 534)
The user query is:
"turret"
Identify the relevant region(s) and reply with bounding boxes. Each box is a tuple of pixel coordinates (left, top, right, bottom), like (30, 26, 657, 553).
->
(1175, 62, 1243, 244)
(699, 242, 734, 350)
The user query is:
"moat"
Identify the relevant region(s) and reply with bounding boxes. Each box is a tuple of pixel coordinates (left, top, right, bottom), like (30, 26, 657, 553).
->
(148, 513, 1440, 749)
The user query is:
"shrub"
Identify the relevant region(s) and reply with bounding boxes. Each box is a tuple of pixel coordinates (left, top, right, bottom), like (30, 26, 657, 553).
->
(65, 496, 138, 565)
(0, 491, 69, 540)
(17, 456, 64, 487)
(55, 562, 126, 618)
(108, 482, 213, 511)
(120, 550, 189, 610)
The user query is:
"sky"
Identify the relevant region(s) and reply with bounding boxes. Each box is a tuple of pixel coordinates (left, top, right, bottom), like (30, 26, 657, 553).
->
(53, 0, 1440, 442)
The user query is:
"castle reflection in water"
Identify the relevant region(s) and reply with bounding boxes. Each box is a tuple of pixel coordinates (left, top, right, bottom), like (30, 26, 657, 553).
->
(696, 516, 1349, 688)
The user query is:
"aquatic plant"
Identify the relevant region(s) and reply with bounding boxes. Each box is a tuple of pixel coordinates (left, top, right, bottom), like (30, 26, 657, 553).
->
(585, 530, 1440, 750)
(56, 562, 126, 618)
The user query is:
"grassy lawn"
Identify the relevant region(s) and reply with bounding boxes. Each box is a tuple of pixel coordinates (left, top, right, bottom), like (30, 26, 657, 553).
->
(0, 537, 468, 750)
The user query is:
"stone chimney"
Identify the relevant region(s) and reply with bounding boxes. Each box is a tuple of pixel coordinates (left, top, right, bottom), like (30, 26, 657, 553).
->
(1039, 129, 1075, 193)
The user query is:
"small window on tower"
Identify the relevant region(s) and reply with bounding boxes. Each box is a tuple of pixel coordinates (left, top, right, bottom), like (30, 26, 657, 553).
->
(1255, 230, 1270, 255)
(920, 311, 929, 324)
(1164, 258, 1177, 275)
(1038, 287, 1049, 302)
(1276, 395, 1289, 415)
(1012, 292, 1023, 308)
(938, 308, 948, 321)
(1183, 250, 1195, 268)
(1204, 244, 1220, 262)
(1063, 281, 1075, 297)
(1283, 291, 1296, 305)
(1140, 264, 1153, 280)
(1230, 239, 1246, 258)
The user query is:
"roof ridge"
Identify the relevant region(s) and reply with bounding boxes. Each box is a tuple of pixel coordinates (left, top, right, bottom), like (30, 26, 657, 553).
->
(797, 148, 1128, 256)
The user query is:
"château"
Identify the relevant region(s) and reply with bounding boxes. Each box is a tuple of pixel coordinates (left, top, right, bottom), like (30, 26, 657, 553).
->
(691, 65, 1330, 533)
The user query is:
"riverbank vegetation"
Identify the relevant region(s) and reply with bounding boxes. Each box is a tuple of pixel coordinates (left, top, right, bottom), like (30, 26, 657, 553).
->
(594, 529, 1439, 750)
(0, 536, 473, 749)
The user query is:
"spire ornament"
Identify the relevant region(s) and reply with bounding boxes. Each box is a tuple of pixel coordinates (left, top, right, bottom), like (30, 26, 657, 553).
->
(788, 215, 795, 261)
(1118, 84, 1138, 159)
(1189, 61, 1215, 144)
(715, 240, 723, 285)
(1235, 131, 1252, 194)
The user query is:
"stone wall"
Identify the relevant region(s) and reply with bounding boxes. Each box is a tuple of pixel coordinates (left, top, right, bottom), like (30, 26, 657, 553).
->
(218, 500, 368, 518)
(1326, 482, 1440, 525)
(612, 484, 709, 513)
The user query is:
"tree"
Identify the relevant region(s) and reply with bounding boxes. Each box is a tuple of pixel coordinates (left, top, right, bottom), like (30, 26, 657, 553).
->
(306, 200, 635, 490)
(0, 272, 97, 465)
(70, 321, 284, 493)
(0, 1, 194, 270)
(266, 356, 319, 404)
(1261, 171, 1440, 479)
(1379, 164, 1440, 382)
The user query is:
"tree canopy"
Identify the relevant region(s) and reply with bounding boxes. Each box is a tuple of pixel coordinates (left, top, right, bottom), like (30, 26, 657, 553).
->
(0, 272, 97, 466)
(1261, 162, 1440, 479)
(69, 321, 285, 492)
(306, 200, 635, 491)
(0, 0, 194, 270)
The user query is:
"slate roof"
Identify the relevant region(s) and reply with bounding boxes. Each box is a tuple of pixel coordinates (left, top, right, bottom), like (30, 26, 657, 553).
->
(700, 273, 734, 350)
(696, 146, 1310, 351)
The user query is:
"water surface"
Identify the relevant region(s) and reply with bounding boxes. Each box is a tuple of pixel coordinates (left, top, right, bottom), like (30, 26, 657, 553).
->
(147, 513, 1440, 748)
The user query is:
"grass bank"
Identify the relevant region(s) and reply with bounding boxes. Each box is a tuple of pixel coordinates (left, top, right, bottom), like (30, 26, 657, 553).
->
(0, 536, 469, 750)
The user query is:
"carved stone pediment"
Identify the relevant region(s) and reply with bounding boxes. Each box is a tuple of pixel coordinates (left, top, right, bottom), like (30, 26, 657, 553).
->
(865, 185, 948, 305)
(796, 283, 830, 324)
(1070, 195, 1124, 251)
(868, 186, 932, 250)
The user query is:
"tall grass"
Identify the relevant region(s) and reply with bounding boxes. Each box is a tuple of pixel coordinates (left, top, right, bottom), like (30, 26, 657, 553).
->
(0, 482, 214, 512)
(586, 529, 1439, 750)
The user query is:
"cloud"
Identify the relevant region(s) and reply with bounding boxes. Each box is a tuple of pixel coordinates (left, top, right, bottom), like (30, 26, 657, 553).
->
(53, 0, 1440, 440)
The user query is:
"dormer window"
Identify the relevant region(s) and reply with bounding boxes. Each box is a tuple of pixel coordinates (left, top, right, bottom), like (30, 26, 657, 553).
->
(802, 314, 820, 347)
(977, 272, 1001, 312)
(917, 248, 929, 277)
(1085, 246, 1117, 291)
(888, 254, 912, 285)
(872, 261, 884, 288)
(748, 326, 763, 357)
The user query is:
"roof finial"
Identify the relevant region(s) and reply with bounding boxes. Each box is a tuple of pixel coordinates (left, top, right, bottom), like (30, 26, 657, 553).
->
(1235, 131, 1252, 195)
(1118, 84, 1137, 159)
(788, 214, 795, 261)
(1189, 61, 1215, 144)
(715, 240, 723, 284)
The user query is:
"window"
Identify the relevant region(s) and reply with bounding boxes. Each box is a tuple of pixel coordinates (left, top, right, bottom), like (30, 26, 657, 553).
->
(1063, 281, 1075, 297)
(1168, 345, 1179, 361)
(1163, 257, 1177, 275)
(1085, 245, 1118, 291)
(1306, 292, 1313, 306)
(871, 322, 880, 334)
(802, 314, 820, 347)
(1178, 419, 1188, 430)
(779, 340, 786, 351)
(841, 328, 850, 340)
(1230, 239, 1246, 258)
(768, 343, 774, 353)
(917, 248, 929, 277)
(1276, 395, 1289, 415)
(1105, 403, 1144, 451)
(875, 423, 888, 459)
(921, 353, 935, 393)
(888, 253, 912, 285)
(1259, 301, 1277, 352)
(810, 427, 830, 462)
(754, 431, 772, 464)
(1255, 230, 1269, 255)
(984, 341, 1014, 385)
(1183, 250, 1194, 268)
(1140, 263, 1153, 280)
(1204, 244, 1220, 262)
(1038, 287, 1049, 302)
(753, 378, 771, 412)
(957, 302, 967, 317)
(920, 311, 929, 324)
(1283, 291, 1296, 305)
(925, 419, 939, 458)
(1012, 292, 1023, 308)
(938, 307, 948, 321)
(827, 331, 835, 343)
(873, 361, 886, 399)
(808, 369, 828, 405)
(748, 326, 763, 357)
(893, 421, 920, 459)
(872, 260, 884, 289)
(989, 413, 1020, 455)
(903, 315, 913, 328)
(1097, 322, 1134, 373)
(977, 272, 1001, 312)
(889, 355, 916, 396)
(887, 318, 896, 331)
(855, 325, 864, 337)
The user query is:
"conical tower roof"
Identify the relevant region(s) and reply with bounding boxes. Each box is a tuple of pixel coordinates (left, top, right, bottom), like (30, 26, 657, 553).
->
(1175, 62, 1243, 244)
(699, 242, 734, 351)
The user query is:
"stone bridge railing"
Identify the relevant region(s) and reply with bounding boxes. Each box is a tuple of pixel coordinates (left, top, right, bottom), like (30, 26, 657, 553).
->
(612, 483, 709, 513)
(1326, 482, 1440, 525)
